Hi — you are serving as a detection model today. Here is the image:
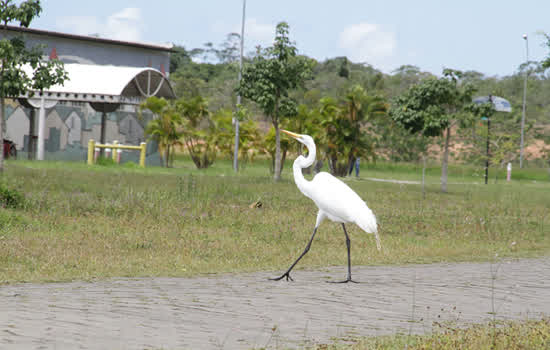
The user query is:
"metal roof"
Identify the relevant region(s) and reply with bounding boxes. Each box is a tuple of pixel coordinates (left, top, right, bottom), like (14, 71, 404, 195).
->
(2, 25, 173, 52)
(21, 63, 175, 105)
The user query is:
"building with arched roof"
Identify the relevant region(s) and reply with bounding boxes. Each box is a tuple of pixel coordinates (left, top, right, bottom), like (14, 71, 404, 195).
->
(1, 25, 175, 164)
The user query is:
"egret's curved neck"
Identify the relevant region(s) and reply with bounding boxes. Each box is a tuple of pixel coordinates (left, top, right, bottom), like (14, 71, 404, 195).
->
(293, 142, 316, 196)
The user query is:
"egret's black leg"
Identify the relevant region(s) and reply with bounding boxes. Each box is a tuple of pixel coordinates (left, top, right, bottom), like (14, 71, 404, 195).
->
(270, 227, 318, 281)
(327, 224, 359, 284)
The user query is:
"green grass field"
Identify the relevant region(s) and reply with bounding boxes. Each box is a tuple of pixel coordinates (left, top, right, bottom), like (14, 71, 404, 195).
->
(0, 157, 549, 284)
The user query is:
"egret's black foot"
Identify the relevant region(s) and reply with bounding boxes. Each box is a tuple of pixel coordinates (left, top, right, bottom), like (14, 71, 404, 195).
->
(269, 272, 294, 281)
(327, 278, 359, 284)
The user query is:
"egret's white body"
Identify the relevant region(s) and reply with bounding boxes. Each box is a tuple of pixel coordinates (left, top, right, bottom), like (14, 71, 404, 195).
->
(271, 130, 381, 283)
(296, 172, 378, 236)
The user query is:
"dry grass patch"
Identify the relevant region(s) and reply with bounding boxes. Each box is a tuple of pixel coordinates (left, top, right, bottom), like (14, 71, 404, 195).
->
(316, 318, 550, 349)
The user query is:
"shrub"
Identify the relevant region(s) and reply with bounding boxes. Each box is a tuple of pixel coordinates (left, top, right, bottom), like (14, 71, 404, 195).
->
(0, 182, 24, 209)
(95, 156, 117, 167)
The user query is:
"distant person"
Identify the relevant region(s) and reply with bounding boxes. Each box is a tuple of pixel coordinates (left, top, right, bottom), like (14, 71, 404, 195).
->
(348, 157, 360, 177)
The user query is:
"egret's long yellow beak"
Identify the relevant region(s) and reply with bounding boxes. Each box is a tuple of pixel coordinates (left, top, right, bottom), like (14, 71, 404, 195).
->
(281, 129, 301, 139)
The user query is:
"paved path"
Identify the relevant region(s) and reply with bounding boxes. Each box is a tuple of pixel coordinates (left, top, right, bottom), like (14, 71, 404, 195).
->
(1, 258, 549, 349)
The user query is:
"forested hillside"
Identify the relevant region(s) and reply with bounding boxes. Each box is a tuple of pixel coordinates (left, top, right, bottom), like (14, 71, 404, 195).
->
(166, 34, 550, 167)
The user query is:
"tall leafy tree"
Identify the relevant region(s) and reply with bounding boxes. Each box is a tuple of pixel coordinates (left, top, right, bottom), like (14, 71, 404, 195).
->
(389, 69, 476, 192)
(237, 21, 313, 181)
(0, 0, 67, 171)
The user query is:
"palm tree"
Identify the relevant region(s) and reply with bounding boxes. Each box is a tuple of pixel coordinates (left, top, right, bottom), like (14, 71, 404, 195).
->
(320, 85, 387, 176)
(141, 97, 182, 167)
(177, 96, 216, 169)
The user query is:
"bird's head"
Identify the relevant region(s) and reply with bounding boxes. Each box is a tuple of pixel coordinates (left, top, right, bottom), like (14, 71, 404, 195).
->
(281, 130, 314, 148)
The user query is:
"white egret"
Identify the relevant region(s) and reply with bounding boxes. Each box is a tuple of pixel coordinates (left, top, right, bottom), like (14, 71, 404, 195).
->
(270, 130, 381, 283)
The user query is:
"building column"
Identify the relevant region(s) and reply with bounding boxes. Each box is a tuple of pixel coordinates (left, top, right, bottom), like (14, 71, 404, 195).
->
(27, 96, 57, 161)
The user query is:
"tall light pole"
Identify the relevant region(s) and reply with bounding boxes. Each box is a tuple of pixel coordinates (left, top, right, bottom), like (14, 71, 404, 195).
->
(519, 33, 529, 168)
(233, 0, 246, 172)
(484, 96, 492, 185)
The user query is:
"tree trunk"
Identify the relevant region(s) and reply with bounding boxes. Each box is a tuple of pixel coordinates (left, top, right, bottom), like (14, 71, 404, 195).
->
(441, 126, 451, 193)
(159, 144, 165, 167)
(0, 96, 5, 173)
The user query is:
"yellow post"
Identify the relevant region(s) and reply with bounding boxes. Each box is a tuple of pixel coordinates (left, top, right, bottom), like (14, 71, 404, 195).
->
(112, 140, 118, 162)
(139, 142, 147, 167)
(87, 139, 95, 165)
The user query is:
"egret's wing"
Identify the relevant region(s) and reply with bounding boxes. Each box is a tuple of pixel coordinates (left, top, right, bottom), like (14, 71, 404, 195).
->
(307, 172, 370, 223)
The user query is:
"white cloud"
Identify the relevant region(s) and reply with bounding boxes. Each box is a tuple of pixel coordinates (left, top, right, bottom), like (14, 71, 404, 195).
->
(56, 7, 142, 42)
(244, 18, 275, 46)
(338, 22, 396, 71)
(106, 8, 141, 41)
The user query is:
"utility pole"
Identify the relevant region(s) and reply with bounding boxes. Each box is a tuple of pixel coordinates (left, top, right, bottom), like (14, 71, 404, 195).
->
(485, 96, 492, 185)
(233, 0, 246, 172)
(520, 34, 528, 168)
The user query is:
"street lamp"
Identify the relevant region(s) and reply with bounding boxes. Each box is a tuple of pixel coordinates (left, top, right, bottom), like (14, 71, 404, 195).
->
(519, 33, 528, 168)
(233, 0, 246, 172)
(473, 95, 512, 184)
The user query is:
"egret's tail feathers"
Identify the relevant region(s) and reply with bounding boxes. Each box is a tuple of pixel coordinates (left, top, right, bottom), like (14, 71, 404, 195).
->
(356, 211, 381, 251)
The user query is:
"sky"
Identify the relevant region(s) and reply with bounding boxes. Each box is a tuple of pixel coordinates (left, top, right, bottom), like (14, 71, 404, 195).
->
(30, 0, 550, 77)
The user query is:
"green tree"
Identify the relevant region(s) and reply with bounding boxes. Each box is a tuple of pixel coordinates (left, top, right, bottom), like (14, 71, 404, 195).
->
(387, 65, 433, 99)
(282, 104, 324, 174)
(389, 69, 476, 192)
(140, 96, 181, 168)
(463, 99, 520, 177)
(177, 96, 216, 169)
(169, 45, 192, 73)
(318, 85, 386, 177)
(342, 85, 387, 169)
(318, 96, 347, 175)
(284, 104, 322, 148)
(237, 21, 313, 181)
(210, 106, 261, 164)
(216, 32, 241, 64)
(0, 0, 67, 171)
(376, 117, 430, 162)
(259, 126, 290, 175)
(541, 33, 550, 70)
